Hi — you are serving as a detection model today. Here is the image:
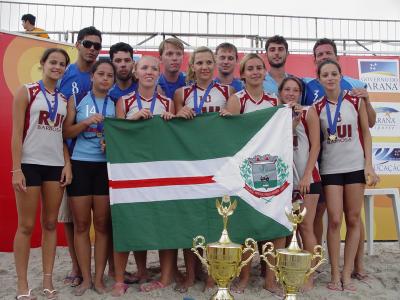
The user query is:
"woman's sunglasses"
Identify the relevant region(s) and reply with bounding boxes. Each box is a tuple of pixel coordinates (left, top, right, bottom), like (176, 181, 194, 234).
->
(80, 40, 102, 51)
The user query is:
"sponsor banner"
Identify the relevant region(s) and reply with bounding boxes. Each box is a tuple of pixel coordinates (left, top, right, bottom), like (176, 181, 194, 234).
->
(372, 143, 400, 175)
(358, 59, 400, 93)
(371, 102, 400, 137)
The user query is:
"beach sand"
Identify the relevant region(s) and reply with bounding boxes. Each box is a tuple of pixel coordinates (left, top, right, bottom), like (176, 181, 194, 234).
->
(1, 242, 399, 299)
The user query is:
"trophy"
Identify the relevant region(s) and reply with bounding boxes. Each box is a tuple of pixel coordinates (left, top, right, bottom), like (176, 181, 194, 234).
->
(192, 195, 257, 300)
(260, 201, 326, 300)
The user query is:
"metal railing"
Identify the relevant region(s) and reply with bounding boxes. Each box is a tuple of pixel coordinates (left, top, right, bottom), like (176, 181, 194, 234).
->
(1, 1, 400, 55)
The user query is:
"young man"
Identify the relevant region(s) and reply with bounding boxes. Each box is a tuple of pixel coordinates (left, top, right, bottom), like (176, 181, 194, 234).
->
(21, 13, 49, 39)
(215, 42, 243, 92)
(158, 38, 186, 99)
(58, 26, 102, 287)
(303, 38, 376, 283)
(263, 35, 294, 95)
(109, 42, 137, 102)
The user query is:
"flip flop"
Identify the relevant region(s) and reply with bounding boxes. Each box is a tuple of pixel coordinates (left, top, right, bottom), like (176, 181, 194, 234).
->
(111, 282, 129, 297)
(139, 280, 166, 292)
(342, 281, 357, 292)
(15, 289, 37, 300)
(73, 283, 93, 297)
(326, 281, 343, 291)
(42, 289, 57, 300)
(63, 275, 83, 287)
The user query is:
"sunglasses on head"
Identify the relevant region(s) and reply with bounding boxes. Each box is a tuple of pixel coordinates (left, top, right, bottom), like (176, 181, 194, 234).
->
(80, 40, 102, 51)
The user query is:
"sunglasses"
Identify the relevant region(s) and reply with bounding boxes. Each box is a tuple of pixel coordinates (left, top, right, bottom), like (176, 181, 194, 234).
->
(80, 40, 102, 51)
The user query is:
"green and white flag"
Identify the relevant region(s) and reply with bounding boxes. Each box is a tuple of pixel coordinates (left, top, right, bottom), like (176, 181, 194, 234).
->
(105, 106, 293, 252)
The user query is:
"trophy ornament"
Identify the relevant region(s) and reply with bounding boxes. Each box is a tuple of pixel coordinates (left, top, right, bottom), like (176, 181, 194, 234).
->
(236, 238, 257, 276)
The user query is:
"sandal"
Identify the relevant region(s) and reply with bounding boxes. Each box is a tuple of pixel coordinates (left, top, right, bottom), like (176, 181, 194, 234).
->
(63, 274, 83, 287)
(352, 272, 370, 282)
(73, 283, 93, 297)
(140, 280, 166, 292)
(326, 281, 343, 291)
(42, 289, 57, 300)
(15, 289, 37, 300)
(111, 282, 129, 297)
(342, 281, 357, 292)
(230, 281, 246, 294)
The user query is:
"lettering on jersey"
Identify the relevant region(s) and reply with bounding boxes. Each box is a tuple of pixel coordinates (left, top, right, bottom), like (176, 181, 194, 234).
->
(37, 111, 64, 131)
(200, 95, 212, 103)
(313, 90, 319, 103)
(71, 82, 79, 95)
(326, 124, 352, 144)
(202, 106, 221, 113)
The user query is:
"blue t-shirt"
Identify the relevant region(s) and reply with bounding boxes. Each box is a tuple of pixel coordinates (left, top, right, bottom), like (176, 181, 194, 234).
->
(59, 64, 92, 105)
(72, 92, 116, 162)
(109, 81, 138, 102)
(215, 77, 243, 93)
(302, 76, 367, 106)
(262, 72, 297, 96)
(158, 72, 186, 99)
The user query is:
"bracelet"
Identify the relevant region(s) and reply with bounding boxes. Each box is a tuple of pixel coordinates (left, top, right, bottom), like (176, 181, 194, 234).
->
(11, 169, 22, 173)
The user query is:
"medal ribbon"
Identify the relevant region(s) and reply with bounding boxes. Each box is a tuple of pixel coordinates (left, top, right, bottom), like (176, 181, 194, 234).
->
(193, 81, 214, 115)
(39, 80, 58, 122)
(90, 91, 109, 134)
(325, 90, 343, 137)
(135, 89, 157, 114)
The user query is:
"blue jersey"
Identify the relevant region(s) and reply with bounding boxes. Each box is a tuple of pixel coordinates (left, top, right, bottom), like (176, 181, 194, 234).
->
(158, 72, 186, 99)
(215, 77, 243, 93)
(71, 92, 115, 162)
(109, 81, 138, 102)
(262, 72, 298, 96)
(302, 76, 366, 106)
(59, 64, 92, 105)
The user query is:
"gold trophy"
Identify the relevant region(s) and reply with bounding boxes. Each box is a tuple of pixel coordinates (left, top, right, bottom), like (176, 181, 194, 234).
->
(192, 195, 257, 300)
(260, 201, 326, 300)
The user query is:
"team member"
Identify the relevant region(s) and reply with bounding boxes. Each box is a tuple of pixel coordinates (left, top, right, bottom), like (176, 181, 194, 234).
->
(278, 76, 321, 291)
(111, 56, 175, 296)
(12, 48, 71, 300)
(58, 26, 102, 287)
(314, 60, 378, 292)
(21, 13, 49, 39)
(63, 60, 116, 296)
(214, 42, 243, 92)
(174, 47, 232, 292)
(303, 38, 376, 281)
(263, 35, 295, 96)
(109, 42, 137, 102)
(158, 38, 187, 99)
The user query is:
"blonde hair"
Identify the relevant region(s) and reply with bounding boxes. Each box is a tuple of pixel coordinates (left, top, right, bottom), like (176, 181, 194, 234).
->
(133, 55, 160, 82)
(239, 53, 266, 80)
(186, 46, 215, 83)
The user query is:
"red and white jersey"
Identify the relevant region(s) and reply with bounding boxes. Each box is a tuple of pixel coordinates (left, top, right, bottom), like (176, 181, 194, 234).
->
(121, 91, 171, 119)
(314, 91, 365, 175)
(22, 82, 67, 166)
(293, 107, 321, 186)
(235, 89, 278, 114)
(182, 82, 229, 113)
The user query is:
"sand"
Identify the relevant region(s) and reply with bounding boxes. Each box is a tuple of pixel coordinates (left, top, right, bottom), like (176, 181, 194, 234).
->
(1, 243, 399, 300)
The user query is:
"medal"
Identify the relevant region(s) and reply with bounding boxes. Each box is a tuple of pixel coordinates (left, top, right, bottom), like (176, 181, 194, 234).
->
(39, 80, 58, 126)
(328, 134, 337, 142)
(325, 90, 343, 142)
(90, 91, 109, 138)
(135, 88, 158, 114)
(96, 132, 103, 138)
(193, 80, 214, 115)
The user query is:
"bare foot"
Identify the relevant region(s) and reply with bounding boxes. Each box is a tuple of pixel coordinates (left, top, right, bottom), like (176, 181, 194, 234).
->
(174, 277, 195, 293)
(300, 276, 314, 293)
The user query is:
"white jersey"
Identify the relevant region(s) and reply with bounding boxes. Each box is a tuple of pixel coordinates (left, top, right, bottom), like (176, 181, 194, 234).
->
(183, 82, 229, 113)
(121, 91, 172, 119)
(235, 89, 278, 114)
(22, 82, 67, 166)
(293, 107, 321, 186)
(314, 91, 365, 175)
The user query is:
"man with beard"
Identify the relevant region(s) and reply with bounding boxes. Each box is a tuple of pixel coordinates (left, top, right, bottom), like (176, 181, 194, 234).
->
(215, 42, 243, 92)
(109, 42, 137, 102)
(158, 38, 186, 99)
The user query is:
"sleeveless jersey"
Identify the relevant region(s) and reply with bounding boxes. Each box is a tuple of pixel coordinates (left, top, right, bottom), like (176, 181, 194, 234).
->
(22, 82, 68, 166)
(158, 72, 187, 99)
(293, 107, 321, 186)
(58, 64, 92, 105)
(72, 92, 116, 162)
(314, 91, 365, 174)
(235, 89, 278, 114)
(109, 81, 138, 103)
(215, 77, 244, 93)
(121, 91, 172, 119)
(183, 82, 229, 113)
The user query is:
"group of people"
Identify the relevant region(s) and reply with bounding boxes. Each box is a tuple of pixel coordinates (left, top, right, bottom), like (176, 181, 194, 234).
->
(11, 24, 379, 299)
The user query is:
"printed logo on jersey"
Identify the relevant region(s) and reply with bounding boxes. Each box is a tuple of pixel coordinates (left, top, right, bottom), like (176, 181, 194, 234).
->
(358, 59, 400, 93)
(326, 124, 353, 144)
(371, 102, 400, 137)
(240, 154, 289, 201)
(37, 111, 64, 132)
(372, 143, 400, 175)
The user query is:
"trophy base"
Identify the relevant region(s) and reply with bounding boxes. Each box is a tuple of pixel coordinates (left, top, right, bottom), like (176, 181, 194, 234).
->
(211, 287, 234, 300)
(284, 294, 297, 300)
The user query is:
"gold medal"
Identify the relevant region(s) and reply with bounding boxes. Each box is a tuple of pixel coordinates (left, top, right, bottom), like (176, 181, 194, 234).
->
(328, 134, 337, 142)
(96, 132, 103, 138)
(47, 118, 54, 127)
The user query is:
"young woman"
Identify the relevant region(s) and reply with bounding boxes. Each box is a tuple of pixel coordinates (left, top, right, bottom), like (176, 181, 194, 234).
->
(173, 46, 233, 293)
(314, 60, 378, 292)
(221, 53, 284, 296)
(63, 60, 116, 296)
(278, 76, 321, 291)
(12, 48, 71, 300)
(111, 56, 175, 296)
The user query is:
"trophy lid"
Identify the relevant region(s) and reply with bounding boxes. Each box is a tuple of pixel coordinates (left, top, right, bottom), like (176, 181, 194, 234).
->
(216, 195, 237, 244)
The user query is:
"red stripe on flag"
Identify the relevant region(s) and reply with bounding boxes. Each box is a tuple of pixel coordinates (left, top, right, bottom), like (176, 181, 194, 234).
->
(109, 176, 215, 189)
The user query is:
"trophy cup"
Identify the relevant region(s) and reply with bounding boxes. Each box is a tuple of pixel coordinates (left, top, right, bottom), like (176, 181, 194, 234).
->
(192, 195, 257, 300)
(260, 201, 326, 300)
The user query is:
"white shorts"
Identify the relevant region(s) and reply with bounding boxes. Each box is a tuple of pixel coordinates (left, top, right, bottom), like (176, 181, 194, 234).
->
(57, 191, 73, 223)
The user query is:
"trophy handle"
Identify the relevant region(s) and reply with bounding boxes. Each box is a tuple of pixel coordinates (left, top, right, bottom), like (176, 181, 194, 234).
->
(191, 235, 210, 274)
(260, 242, 279, 279)
(305, 245, 327, 278)
(237, 238, 257, 276)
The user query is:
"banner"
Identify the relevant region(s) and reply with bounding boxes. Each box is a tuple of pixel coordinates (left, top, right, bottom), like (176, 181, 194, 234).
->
(105, 107, 293, 251)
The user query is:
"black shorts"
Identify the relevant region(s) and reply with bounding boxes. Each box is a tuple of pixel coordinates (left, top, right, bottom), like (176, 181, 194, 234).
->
(309, 182, 322, 195)
(67, 160, 109, 196)
(21, 163, 63, 187)
(321, 170, 366, 186)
